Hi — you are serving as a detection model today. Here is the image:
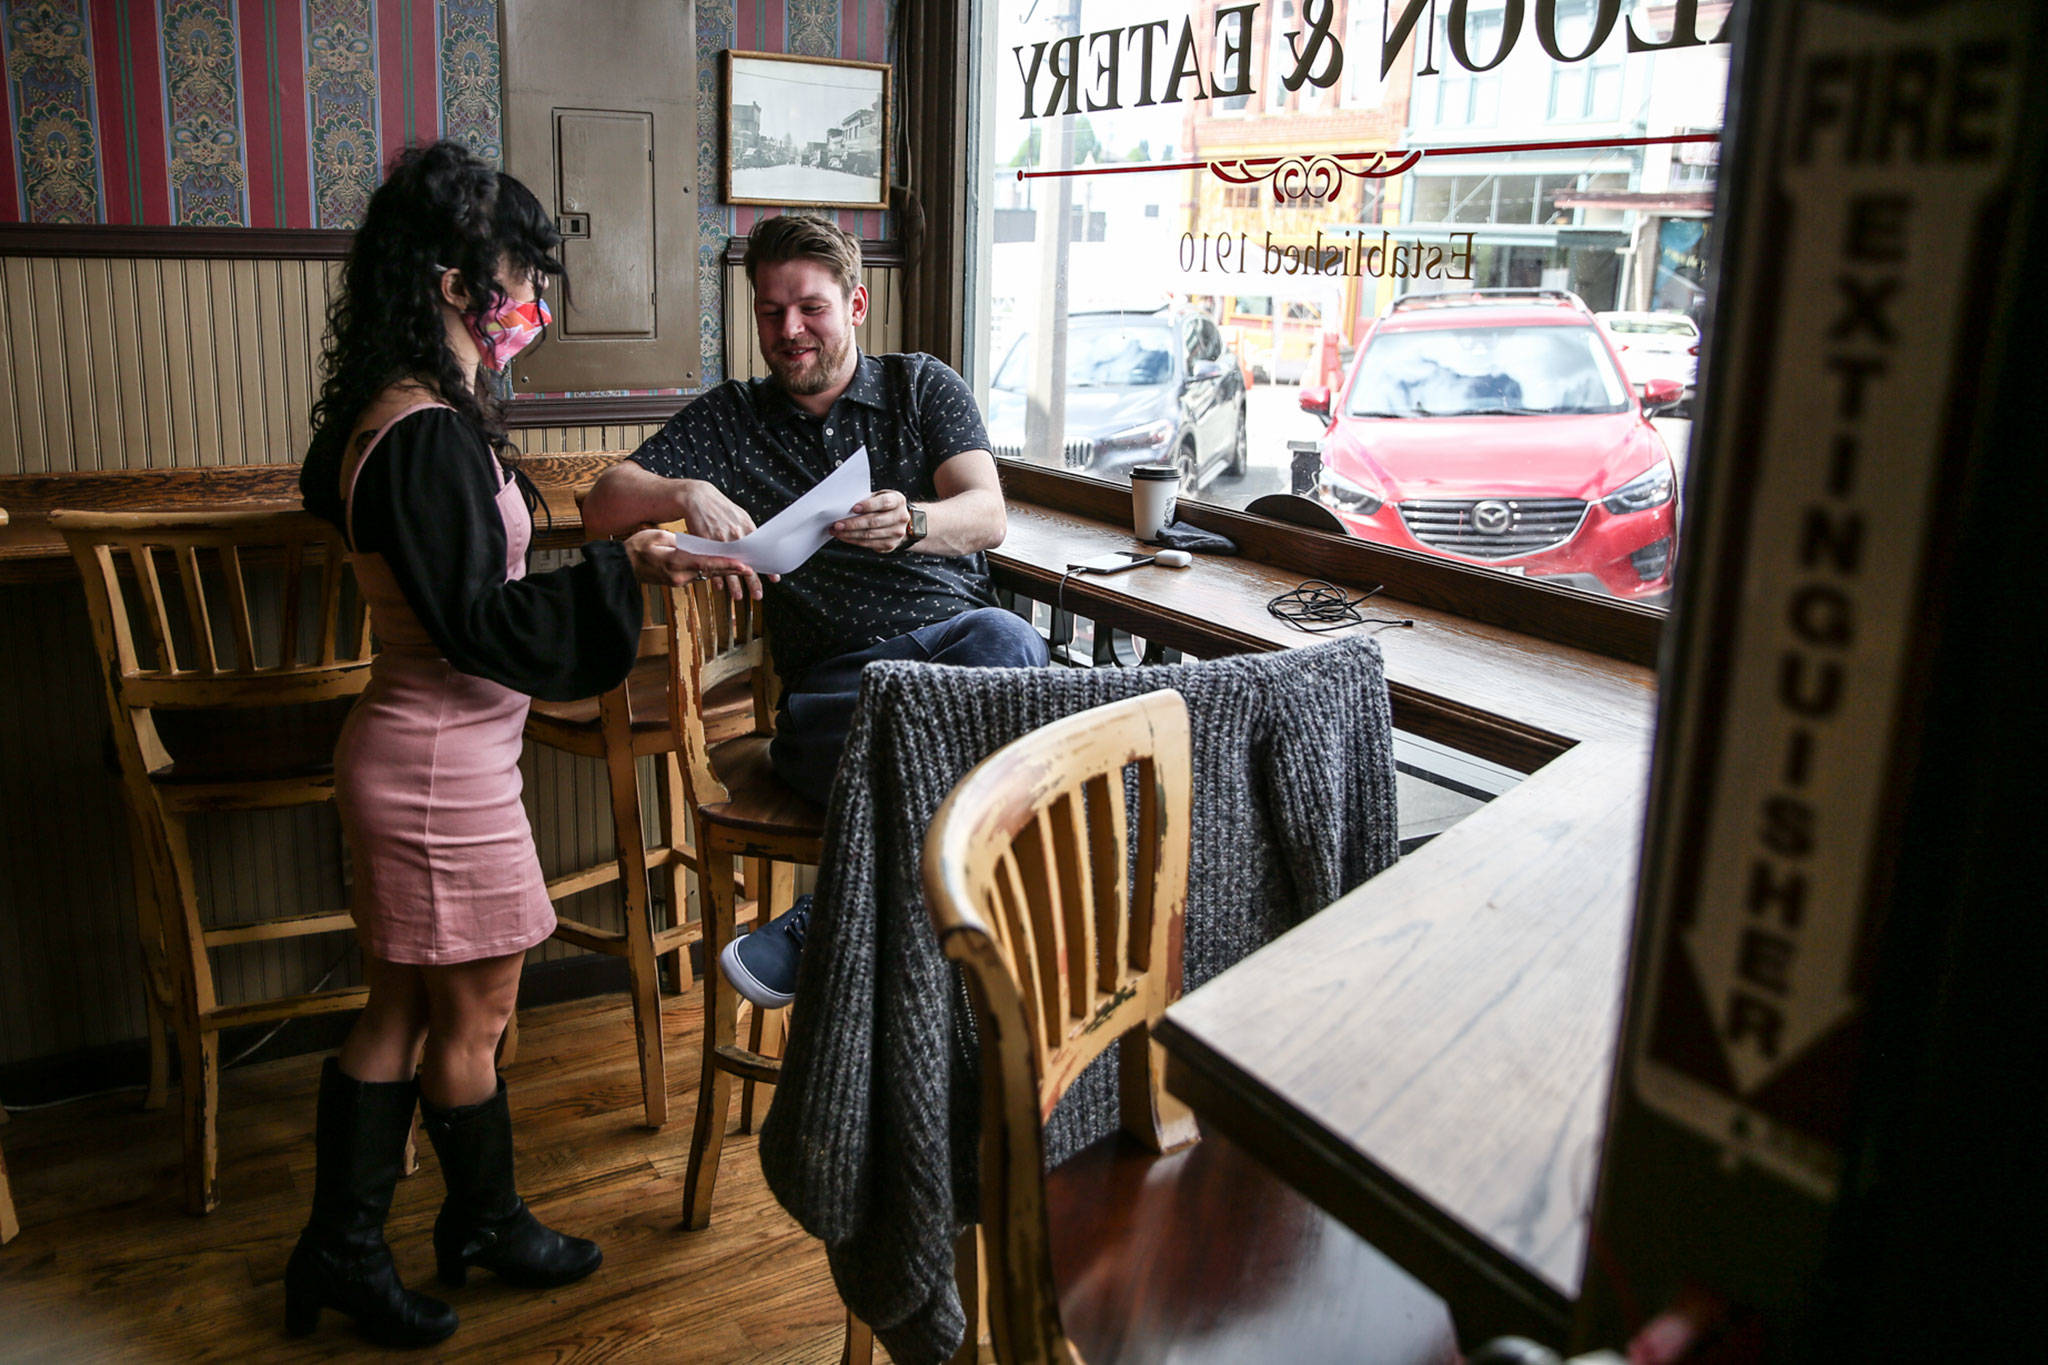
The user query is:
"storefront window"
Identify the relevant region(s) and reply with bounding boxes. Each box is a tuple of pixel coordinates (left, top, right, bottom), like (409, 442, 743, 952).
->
(978, 0, 1731, 607)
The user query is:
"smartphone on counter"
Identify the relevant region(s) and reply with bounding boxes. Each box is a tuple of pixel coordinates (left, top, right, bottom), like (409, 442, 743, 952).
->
(1067, 551, 1155, 574)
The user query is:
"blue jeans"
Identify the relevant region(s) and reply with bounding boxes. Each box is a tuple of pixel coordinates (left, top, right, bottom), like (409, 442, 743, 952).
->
(768, 607, 1049, 804)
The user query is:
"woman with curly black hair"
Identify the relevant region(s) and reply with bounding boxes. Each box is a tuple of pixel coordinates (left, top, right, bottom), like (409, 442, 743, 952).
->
(286, 141, 763, 1348)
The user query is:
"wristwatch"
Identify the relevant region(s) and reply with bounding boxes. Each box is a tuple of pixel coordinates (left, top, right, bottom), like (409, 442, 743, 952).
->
(898, 502, 927, 552)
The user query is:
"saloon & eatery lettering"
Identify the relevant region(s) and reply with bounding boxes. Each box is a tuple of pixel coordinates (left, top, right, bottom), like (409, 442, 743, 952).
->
(1011, 0, 1732, 121)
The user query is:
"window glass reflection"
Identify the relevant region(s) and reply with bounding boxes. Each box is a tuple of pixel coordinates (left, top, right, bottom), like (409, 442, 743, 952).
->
(979, 0, 1731, 607)
(1347, 326, 1630, 418)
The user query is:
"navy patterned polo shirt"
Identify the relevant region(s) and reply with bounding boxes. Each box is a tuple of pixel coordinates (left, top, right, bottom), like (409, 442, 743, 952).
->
(628, 351, 999, 691)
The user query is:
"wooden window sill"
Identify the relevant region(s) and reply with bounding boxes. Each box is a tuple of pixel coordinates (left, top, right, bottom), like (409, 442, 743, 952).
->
(991, 497, 1657, 771)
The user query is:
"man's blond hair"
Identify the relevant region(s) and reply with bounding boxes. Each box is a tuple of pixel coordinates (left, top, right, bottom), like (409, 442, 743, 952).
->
(743, 213, 863, 298)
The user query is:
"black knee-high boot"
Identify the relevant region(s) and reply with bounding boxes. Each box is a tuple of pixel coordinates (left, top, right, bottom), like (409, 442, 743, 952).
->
(421, 1075, 603, 1289)
(284, 1059, 459, 1347)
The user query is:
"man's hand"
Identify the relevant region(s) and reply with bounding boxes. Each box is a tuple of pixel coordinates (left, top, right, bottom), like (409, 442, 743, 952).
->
(623, 528, 773, 601)
(583, 462, 757, 542)
(671, 480, 757, 541)
(831, 490, 912, 553)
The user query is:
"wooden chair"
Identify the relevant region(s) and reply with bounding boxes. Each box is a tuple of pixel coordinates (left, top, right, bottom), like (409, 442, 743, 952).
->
(521, 578, 752, 1129)
(52, 510, 376, 1214)
(665, 577, 825, 1230)
(919, 690, 1458, 1365)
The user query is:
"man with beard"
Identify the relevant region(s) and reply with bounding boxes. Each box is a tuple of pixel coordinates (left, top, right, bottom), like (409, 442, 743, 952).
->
(582, 213, 1047, 1007)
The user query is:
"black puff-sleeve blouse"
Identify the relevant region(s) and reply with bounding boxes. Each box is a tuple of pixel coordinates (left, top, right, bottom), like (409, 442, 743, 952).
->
(346, 408, 642, 703)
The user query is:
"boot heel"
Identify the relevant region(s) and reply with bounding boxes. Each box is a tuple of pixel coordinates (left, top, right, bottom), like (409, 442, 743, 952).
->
(290, 1062, 459, 1346)
(284, 1289, 320, 1337)
(425, 1077, 604, 1293)
(437, 1252, 469, 1288)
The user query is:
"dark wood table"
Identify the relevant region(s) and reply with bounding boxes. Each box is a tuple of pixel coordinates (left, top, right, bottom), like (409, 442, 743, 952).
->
(1154, 738, 1651, 1346)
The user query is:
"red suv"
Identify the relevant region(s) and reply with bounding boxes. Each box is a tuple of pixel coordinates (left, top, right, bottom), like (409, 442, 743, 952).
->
(1300, 290, 1680, 599)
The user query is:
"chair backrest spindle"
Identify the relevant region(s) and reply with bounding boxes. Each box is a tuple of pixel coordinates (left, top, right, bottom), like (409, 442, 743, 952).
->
(315, 540, 345, 666)
(280, 541, 305, 666)
(663, 575, 775, 811)
(218, 544, 259, 672)
(131, 543, 178, 674)
(618, 582, 674, 728)
(1084, 771, 1132, 989)
(175, 546, 218, 674)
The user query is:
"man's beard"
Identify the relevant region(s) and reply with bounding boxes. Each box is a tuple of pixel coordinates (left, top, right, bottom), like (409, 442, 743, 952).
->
(769, 334, 852, 395)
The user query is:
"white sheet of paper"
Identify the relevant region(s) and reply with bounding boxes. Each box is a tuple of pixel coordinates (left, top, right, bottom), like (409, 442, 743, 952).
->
(665, 445, 872, 576)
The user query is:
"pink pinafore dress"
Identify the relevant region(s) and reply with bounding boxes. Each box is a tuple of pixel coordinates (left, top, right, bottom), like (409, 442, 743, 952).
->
(333, 402, 556, 965)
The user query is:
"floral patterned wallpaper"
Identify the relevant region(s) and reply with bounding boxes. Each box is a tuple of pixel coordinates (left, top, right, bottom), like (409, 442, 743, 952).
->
(0, 0, 501, 227)
(0, 0, 895, 387)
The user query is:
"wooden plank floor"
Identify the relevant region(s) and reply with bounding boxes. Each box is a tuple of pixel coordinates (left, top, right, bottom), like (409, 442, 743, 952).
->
(0, 991, 864, 1362)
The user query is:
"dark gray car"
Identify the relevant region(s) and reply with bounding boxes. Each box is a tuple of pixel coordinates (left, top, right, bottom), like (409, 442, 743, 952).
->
(986, 308, 1248, 492)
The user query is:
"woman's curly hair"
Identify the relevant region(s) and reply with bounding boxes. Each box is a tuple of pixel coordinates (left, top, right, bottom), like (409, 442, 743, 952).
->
(301, 140, 564, 527)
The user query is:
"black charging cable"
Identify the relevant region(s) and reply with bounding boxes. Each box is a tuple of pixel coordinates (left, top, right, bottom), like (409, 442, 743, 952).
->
(1055, 565, 1080, 619)
(1266, 580, 1415, 635)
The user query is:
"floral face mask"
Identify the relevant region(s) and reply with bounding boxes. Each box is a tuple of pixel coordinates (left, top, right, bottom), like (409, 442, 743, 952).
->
(464, 294, 551, 372)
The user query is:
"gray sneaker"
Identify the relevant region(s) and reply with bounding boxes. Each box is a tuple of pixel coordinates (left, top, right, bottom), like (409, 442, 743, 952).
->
(719, 895, 811, 1009)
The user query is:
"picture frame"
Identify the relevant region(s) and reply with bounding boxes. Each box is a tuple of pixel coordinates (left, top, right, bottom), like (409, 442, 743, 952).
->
(722, 50, 891, 211)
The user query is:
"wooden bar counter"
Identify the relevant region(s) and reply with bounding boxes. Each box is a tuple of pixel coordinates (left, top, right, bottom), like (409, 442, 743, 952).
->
(0, 454, 616, 584)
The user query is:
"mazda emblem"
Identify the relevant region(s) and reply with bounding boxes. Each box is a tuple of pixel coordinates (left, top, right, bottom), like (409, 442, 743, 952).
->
(1472, 500, 1513, 535)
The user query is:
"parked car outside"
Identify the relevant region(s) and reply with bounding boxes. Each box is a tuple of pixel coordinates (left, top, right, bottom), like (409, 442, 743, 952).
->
(986, 307, 1248, 493)
(1301, 289, 1681, 601)
(1220, 293, 1329, 384)
(1597, 310, 1701, 411)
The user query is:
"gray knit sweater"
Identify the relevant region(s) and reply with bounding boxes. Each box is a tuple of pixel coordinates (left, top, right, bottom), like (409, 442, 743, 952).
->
(756, 638, 1398, 1363)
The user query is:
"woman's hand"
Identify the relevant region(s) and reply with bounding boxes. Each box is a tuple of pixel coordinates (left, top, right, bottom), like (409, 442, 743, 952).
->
(671, 480, 757, 541)
(831, 490, 912, 553)
(623, 528, 773, 601)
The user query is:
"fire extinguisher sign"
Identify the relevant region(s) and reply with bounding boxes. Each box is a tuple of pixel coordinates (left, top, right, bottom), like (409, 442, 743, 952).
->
(1628, 0, 2022, 1201)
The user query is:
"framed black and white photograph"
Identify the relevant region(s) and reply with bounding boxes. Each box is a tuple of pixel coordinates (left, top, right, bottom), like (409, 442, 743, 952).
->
(723, 51, 890, 211)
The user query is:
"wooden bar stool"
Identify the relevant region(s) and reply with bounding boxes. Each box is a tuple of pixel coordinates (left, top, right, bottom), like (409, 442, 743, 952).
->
(915, 691, 1457, 1364)
(526, 583, 710, 1128)
(665, 578, 825, 1230)
(52, 509, 376, 1214)
(521, 518, 764, 1127)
